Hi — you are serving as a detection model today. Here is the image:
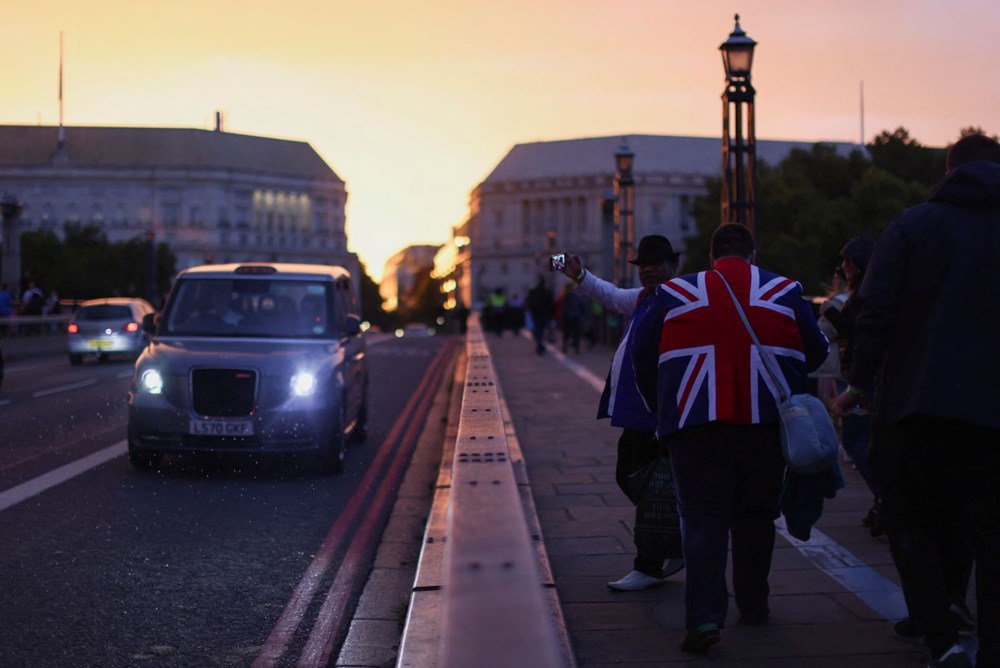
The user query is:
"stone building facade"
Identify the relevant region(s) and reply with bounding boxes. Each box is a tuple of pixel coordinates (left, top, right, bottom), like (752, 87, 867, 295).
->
(0, 124, 357, 279)
(463, 134, 858, 306)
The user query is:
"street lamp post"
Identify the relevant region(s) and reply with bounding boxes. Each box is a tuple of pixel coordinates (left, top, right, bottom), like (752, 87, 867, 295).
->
(601, 189, 616, 286)
(1, 194, 23, 296)
(614, 141, 635, 288)
(720, 14, 758, 239)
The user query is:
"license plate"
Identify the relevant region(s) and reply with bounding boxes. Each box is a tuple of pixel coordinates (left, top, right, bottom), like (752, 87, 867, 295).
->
(189, 419, 254, 436)
(87, 339, 113, 349)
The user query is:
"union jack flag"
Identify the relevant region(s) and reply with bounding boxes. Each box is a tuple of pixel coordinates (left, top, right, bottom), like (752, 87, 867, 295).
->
(633, 258, 828, 439)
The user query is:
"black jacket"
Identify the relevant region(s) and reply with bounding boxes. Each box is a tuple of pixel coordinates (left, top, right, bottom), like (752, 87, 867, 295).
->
(849, 160, 1000, 428)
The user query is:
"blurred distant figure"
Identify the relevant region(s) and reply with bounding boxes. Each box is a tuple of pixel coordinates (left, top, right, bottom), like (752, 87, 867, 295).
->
(43, 289, 62, 332)
(506, 292, 525, 334)
(0, 283, 12, 317)
(454, 299, 470, 334)
(487, 287, 506, 336)
(526, 276, 554, 355)
(558, 283, 583, 354)
(20, 280, 44, 316)
(0, 283, 12, 335)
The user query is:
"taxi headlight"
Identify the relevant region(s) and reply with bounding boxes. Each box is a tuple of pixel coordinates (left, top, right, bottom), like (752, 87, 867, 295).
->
(290, 372, 318, 397)
(141, 369, 164, 395)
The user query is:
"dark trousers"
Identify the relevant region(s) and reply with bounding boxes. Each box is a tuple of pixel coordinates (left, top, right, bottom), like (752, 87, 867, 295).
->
(615, 428, 681, 576)
(666, 423, 785, 630)
(530, 318, 548, 354)
(881, 415, 1000, 662)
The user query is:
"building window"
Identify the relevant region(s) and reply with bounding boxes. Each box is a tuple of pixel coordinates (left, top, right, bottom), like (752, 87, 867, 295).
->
(679, 195, 691, 233)
(161, 203, 178, 229)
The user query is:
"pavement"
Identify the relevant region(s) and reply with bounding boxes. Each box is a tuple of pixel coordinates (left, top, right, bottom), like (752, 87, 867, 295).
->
(0, 331, 67, 362)
(481, 329, 948, 667)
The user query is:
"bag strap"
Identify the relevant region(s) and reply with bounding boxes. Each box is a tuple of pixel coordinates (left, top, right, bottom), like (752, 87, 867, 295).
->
(712, 270, 790, 401)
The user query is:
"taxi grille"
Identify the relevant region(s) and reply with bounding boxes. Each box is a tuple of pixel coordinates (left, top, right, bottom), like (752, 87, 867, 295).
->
(192, 368, 257, 417)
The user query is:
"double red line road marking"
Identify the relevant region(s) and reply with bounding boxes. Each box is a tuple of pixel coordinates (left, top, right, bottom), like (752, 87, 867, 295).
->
(255, 337, 460, 667)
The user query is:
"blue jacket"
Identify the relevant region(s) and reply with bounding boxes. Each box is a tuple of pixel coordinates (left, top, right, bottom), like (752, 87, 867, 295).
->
(574, 271, 657, 431)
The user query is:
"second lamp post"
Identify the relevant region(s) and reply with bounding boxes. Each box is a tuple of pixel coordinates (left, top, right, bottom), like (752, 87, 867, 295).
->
(614, 141, 635, 288)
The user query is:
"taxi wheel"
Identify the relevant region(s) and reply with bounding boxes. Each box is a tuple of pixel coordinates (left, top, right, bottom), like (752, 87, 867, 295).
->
(128, 436, 163, 472)
(128, 442, 163, 471)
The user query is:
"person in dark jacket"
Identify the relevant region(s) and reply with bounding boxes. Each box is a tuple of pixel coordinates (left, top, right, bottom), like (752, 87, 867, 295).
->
(835, 133, 1000, 667)
(823, 234, 884, 535)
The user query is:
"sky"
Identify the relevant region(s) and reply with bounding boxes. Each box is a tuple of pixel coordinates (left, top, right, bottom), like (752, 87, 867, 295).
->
(2, 1, 998, 282)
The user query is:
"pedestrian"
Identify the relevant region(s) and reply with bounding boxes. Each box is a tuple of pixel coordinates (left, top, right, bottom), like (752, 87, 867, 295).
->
(454, 299, 470, 334)
(822, 234, 885, 536)
(633, 223, 828, 654)
(809, 267, 848, 405)
(506, 292, 525, 334)
(487, 288, 506, 336)
(43, 288, 62, 332)
(834, 133, 1000, 668)
(20, 280, 44, 316)
(560, 234, 685, 591)
(525, 276, 554, 355)
(558, 283, 583, 354)
(0, 283, 12, 336)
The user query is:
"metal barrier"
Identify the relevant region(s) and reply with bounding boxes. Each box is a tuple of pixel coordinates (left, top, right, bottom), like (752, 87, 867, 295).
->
(0, 314, 71, 335)
(398, 315, 572, 667)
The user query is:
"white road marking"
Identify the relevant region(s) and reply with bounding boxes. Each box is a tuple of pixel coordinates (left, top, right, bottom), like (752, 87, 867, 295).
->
(31, 378, 98, 397)
(0, 440, 127, 512)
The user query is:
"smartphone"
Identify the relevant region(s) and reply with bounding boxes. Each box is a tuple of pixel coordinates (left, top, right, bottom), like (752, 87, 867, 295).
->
(549, 253, 566, 272)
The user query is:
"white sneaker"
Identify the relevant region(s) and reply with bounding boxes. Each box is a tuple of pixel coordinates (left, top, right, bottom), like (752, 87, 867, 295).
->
(607, 570, 667, 591)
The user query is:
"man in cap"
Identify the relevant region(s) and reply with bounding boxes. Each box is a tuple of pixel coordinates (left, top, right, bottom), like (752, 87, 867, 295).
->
(560, 234, 685, 590)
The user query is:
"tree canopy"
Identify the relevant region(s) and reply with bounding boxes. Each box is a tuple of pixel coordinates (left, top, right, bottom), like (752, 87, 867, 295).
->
(19, 224, 176, 305)
(681, 127, 948, 294)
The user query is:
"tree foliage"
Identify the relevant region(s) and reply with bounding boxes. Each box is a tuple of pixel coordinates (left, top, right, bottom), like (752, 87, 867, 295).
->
(357, 261, 392, 329)
(682, 127, 951, 295)
(19, 223, 175, 303)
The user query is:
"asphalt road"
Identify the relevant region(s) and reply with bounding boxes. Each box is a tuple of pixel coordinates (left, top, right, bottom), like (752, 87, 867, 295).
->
(0, 333, 449, 667)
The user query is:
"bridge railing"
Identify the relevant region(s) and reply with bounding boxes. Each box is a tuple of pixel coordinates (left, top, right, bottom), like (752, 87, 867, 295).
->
(397, 314, 573, 667)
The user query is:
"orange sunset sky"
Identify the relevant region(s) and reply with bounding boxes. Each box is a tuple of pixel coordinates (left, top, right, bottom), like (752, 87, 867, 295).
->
(2, 1, 998, 281)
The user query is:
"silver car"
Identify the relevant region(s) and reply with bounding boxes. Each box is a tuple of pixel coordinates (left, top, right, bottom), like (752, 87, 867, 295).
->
(126, 263, 368, 474)
(68, 298, 156, 365)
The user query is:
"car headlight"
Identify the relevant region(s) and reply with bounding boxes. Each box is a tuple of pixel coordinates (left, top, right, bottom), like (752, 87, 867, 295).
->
(141, 369, 164, 395)
(290, 371, 318, 397)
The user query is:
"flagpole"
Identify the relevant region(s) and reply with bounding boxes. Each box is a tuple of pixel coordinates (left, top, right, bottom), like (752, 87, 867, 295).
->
(58, 30, 65, 151)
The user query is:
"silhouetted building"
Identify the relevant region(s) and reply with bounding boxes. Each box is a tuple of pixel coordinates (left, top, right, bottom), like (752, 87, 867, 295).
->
(381, 244, 441, 313)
